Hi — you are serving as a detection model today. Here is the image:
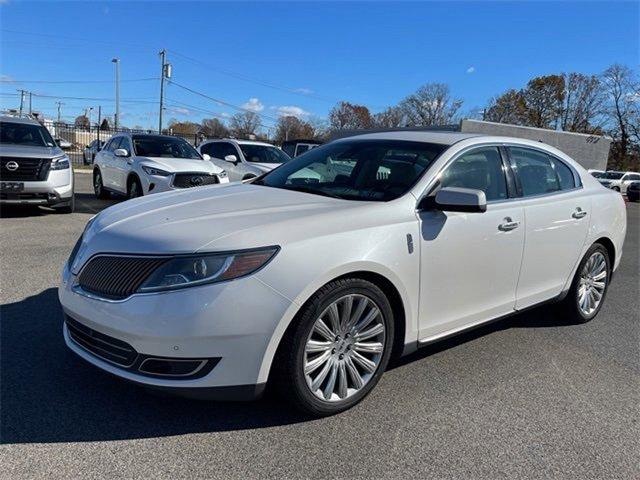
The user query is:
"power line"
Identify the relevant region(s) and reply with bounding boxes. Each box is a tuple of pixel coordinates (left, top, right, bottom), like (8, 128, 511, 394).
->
(166, 79, 280, 122)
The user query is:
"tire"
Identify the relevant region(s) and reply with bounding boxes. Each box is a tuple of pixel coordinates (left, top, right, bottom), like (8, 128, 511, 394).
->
(273, 278, 394, 416)
(127, 176, 143, 199)
(561, 243, 611, 323)
(54, 194, 75, 214)
(612, 186, 620, 192)
(93, 169, 110, 199)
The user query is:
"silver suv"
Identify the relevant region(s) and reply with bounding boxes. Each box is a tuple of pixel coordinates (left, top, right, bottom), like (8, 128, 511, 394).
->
(0, 115, 74, 213)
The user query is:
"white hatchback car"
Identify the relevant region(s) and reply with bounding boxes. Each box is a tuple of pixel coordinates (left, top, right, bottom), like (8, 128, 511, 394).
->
(92, 133, 228, 199)
(598, 170, 640, 194)
(198, 139, 291, 182)
(60, 132, 626, 416)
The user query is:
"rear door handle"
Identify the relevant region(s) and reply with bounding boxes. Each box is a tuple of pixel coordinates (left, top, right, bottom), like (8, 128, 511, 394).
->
(498, 217, 520, 231)
(572, 208, 587, 219)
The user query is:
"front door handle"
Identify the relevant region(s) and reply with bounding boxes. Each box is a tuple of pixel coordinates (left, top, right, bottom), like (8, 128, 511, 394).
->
(572, 208, 587, 219)
(499, 217, 520, 231)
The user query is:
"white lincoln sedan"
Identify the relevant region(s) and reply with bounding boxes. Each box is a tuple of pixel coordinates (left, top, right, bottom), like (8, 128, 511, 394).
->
(59, 132, 626, 416)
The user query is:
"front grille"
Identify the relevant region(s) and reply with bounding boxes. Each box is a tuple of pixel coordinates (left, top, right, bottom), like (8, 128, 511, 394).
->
(0, 157, 51, 181)
(78, 255, 168, 300)
(173, 173, 219, 189)
(66, 317, 138, 367)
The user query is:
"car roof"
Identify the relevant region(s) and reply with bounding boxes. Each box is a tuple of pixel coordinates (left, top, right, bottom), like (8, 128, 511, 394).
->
(339, 130, 481, 146)
(0, 115, 43, 126)
(206, 138, 276, 147)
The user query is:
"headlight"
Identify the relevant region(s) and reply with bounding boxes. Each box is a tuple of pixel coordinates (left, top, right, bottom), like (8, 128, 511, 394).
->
(142, 165, 171, 176)
(137, 247, 279, 293)
(51, 155, 70, 170)
(68, 215, 98, 271)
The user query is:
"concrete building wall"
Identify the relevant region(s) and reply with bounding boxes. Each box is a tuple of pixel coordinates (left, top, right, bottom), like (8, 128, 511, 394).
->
(460, 119, 611, 170)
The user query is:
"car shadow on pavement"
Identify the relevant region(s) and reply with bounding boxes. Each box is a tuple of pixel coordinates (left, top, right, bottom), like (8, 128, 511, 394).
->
(0, 194, 118, 218)
(1, 288, 582, 445)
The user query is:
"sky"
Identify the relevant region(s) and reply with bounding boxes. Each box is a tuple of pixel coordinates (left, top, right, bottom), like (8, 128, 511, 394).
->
(0, 1, 638, 131)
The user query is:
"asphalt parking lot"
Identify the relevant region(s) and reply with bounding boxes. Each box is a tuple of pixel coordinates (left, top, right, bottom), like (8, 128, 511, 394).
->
(1, 171, 638, 479)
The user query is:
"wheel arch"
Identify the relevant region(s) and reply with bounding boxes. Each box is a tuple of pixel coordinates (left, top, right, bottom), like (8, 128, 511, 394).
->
(262, 268, 411, 385)
(594, 236, 616, 267)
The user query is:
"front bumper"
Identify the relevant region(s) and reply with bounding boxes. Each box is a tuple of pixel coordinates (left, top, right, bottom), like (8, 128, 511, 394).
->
(141, 172, 229, 195)
(0, 168, 73, 205)
(59, 262, 291, 396)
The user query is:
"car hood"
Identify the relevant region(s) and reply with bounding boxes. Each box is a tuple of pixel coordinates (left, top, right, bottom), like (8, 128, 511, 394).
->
(0, 144, 64, 159)
(75, 183, 363, 267)
(139, 157, 224, 174)
(249, 162, 280, 172)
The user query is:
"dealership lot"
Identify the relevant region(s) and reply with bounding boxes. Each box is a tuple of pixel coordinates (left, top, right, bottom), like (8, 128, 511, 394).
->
(1, 172, 638, 479)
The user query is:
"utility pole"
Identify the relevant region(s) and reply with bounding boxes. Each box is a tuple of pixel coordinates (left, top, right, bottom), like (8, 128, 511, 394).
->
(28, 92, 32, 114)
(112, 58, 120, 130)
(158, 49, 170, 134)
(18, 89, 26, 116)
(55, 101, 64, 124)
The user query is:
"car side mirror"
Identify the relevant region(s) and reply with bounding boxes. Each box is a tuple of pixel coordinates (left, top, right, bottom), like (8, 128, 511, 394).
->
(419, 187, 487, 213)
(85, 145, 90, 149)
(224, 154, 238, 164)
(114, 148, 129, 157)
(202, 153, 211, 161)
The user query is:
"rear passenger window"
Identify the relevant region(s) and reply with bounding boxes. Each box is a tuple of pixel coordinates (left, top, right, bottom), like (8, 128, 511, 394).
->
(550, 157, 575, 190)
(439, 147, 508, 201)
(509, 147, 560, 196)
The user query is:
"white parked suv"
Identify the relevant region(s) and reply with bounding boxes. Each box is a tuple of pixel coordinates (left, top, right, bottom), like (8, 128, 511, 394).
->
(60, 132, 626, 416)
(0, 115, 74, 213)
(198, 139, 291, 182)
(92, 133, 228, 199)
(597, 170, 640, 194)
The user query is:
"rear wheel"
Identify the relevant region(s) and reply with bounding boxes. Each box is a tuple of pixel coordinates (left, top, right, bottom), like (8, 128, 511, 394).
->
(93, 169, 109, 199)
(561, 244, 611, 323)
(274, 278, 394, 416)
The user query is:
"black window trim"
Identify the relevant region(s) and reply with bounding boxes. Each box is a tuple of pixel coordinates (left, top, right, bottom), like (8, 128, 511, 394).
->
(504, 144, 583, 200)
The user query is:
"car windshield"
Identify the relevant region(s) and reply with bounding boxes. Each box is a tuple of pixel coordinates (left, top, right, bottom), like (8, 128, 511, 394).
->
(602, 171, 624, 179)
(0, 121, 56, 147)
(255, 139, 447, 201)
(239, 144, 291, 164)
(132, 135, 201, 159)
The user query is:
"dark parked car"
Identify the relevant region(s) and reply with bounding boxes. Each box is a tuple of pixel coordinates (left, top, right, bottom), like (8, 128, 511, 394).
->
(83, 139, 104, 165)
(627, 181, 640, 202)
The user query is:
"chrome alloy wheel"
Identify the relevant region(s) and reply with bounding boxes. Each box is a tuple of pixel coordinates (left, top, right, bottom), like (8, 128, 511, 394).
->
(577, 251, 607, 316)
(303, 294, 386, 402)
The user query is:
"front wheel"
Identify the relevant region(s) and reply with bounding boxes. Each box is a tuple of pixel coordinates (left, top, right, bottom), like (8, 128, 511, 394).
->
(274, 278, 394, 416)
(127, 176, 143, 199)
(93, 170, 110, 199)
(612, 186, 620, 192)
(561, 244, 611, 323)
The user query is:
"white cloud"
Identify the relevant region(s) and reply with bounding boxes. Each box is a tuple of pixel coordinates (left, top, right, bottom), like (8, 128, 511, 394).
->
(466, 66, 475, 74)
(294, 88, 314, 95)
(167, 106, 192, 116)
(0, 74, 15, 82)
(220, 112, 231, 118)
(241, 98, 264, 112)
(272, 105, 310, 119)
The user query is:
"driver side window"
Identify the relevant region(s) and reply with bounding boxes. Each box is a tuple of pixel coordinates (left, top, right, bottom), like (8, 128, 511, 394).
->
(439, 147, 508, 202)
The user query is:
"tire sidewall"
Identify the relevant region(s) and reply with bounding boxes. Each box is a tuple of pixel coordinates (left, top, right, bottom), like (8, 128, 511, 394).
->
(128, 176, 142, 199)
(289, 279, 394, 416)
(93, 170, 103, 197)
(570, 244, 611, 322)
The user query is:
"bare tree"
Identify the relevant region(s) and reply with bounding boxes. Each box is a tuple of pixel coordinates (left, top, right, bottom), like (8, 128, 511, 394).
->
(484, 89, 528, 125)
(274, 116, 315, 144)
(74, 115, 89, 129)
(229, 111, 261, 138)
(602, 64, 639, 169)
(398, 83, 462, 126)
(373, 106, 405, 128)
(200, 118, 229, 138)
(560, 73, 604, 133)
(328, 101, 374, 130)
(168, 119, 200, 135)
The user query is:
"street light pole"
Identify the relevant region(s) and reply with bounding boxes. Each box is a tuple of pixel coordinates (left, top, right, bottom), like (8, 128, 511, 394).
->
(158, 49, 166, 134)
(112, 58, 120, 130)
